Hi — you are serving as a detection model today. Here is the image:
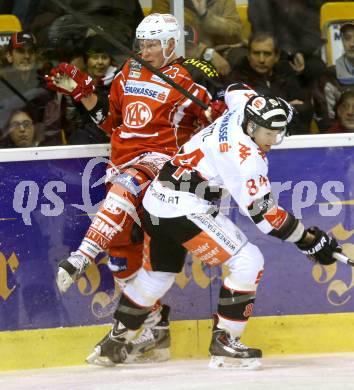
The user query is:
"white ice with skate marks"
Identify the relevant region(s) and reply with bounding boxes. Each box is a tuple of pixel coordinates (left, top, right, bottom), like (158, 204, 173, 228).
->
(2, 353, 354, 390)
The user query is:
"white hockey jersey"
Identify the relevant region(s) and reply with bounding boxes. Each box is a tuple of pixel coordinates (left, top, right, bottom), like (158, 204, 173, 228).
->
(143, 85, 283, 236)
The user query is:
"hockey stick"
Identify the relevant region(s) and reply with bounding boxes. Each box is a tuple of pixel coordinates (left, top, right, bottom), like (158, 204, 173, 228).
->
(333, 252, 354, 267)
(48, 0, 209, 110)
(0, 75, 28, 103)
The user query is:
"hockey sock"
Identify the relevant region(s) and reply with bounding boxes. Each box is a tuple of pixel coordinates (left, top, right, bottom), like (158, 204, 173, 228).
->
(217, 284, 256, 336)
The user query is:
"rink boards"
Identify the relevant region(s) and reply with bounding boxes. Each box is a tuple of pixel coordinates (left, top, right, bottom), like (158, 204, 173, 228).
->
(1, 134, 354, 370)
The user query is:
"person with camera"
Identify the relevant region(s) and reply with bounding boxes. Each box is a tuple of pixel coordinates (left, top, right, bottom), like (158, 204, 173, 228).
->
(248, 0, 326, 88)
(223, 32, 313, 134)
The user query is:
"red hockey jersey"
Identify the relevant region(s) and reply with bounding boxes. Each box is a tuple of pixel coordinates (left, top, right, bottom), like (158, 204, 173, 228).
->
(101, 57, 217, 166)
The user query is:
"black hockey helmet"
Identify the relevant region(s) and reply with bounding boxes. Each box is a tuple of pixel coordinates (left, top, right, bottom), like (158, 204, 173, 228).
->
(243, 95, 292, 133)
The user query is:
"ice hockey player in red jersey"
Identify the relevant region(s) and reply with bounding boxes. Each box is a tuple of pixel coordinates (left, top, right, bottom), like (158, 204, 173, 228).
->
(90, 83, 343, 369)
(45, 13, 220, 364)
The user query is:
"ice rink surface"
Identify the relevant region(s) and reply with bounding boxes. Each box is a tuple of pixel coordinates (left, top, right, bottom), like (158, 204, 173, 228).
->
(1, 353, 354, 390)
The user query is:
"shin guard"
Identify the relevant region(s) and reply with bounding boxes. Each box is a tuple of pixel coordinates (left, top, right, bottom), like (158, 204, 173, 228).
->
(114, 293, 152, 330)
(79, 168, 150, 260)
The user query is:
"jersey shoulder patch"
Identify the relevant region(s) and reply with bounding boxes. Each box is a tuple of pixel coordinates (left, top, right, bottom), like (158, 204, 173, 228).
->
(182, 58, 219, 80)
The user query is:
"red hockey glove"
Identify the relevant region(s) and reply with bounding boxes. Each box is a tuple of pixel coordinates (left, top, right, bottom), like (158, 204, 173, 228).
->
(45, 62, 95, 102)
(210, 100, 227, 121)
(296, 226, 342, 265)
(203, 100, 227, 124)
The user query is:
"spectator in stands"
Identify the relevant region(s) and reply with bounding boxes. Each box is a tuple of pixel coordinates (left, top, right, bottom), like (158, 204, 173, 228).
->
(65, 34, 117, 145)
(327, 90, 354, 133)
(335, 22, 354, 84)
(151, 0, 243, 76)
(248, 0, 326, 87)
(1, 106, 63, 148)
(5, 31, 37, 73)
(83, 35, 118, 86)
(0, 32, 63, 145)
(1, 108, 41, 147)
(312, 22, 354, 132)
(223, 32, 313, 134)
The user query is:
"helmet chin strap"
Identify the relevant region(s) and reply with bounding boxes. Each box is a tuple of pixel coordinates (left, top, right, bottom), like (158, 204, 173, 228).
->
(244, 120, 258, 138)
(160, 43, 176, 68)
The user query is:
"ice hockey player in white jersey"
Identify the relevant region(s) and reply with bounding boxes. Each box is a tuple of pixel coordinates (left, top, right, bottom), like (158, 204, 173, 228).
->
(91, 83, 343, 369)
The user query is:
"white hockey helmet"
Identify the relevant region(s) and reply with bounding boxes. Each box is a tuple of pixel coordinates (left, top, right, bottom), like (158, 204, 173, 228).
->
(136, 13, 181, 49)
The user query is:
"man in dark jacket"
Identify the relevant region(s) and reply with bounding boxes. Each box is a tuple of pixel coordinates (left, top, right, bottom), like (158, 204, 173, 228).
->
(224, 32, 313, 134)
(248, 0, 326, 86)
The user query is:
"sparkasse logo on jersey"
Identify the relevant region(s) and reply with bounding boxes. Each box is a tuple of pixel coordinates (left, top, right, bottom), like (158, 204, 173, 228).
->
(124, 80, 170, 103)
(218, 112, 232, 152)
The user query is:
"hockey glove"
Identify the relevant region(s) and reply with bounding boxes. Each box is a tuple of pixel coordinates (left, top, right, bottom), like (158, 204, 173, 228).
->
(203, 100, 227, 123)
(210, 99, 227, 121)
(296, 226, 341, 265)
(45, 62, 95, 102)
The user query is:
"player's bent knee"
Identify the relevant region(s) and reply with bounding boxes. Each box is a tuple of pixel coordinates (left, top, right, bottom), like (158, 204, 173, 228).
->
(124, 267, 176, 306)
(224, 242, 264, 291)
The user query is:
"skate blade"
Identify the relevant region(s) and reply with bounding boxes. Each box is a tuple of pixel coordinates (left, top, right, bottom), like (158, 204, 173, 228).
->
(125, 348, 170, 364)
(208, 355, 261, 370)
(86, 346, 115, 367)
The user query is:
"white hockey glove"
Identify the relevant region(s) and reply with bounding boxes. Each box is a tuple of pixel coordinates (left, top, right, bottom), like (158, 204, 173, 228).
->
(56, 251, 91, 293)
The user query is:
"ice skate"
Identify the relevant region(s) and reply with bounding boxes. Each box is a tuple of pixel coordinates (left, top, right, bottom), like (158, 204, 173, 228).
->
(208, 316, 262, 370)
(86, 305, 171, 366)
(86, 321, 131, 366)
(56, 251, 91, 293)
(126, 304, 171, 363)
